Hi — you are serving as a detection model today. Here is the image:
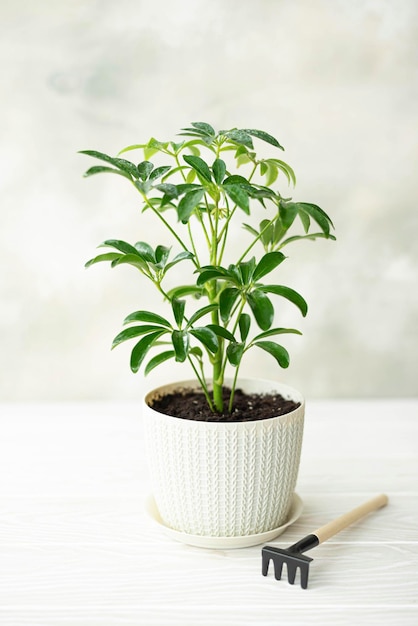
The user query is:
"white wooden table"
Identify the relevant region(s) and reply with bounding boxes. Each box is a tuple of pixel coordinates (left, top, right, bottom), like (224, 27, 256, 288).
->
(1, 399, 417, 625)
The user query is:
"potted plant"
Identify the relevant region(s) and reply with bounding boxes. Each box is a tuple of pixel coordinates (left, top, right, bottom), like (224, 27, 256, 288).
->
(81, 122, 335, 545)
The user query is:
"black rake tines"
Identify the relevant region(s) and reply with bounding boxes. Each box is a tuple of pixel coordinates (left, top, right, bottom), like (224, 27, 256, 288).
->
(262, 494, 388, 589)
(262, 534, 318, 589)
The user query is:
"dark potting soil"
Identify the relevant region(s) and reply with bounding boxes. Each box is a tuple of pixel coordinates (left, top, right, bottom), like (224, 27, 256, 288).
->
(149, 387, 300, 423)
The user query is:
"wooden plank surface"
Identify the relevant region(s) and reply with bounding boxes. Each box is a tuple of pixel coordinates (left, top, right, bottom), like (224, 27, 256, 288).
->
(1, 400, 417, 625)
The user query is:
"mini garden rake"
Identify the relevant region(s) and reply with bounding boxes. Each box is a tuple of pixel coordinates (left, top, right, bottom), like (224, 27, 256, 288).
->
(262, 493, 388, 589)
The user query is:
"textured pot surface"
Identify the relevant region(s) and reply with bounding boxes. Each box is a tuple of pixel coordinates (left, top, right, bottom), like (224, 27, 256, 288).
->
(142, 379, 305, 537)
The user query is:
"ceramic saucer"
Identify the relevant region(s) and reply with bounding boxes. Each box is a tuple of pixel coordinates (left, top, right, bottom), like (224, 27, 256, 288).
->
(145, 493, 303, 549)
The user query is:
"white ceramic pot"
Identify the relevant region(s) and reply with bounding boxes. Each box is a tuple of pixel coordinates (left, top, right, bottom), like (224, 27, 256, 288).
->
(142, 378, 305, 538)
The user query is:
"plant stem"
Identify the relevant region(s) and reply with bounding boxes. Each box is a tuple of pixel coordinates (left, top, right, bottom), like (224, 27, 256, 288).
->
(219, 297, 246, 379)
(236, 208, 280, 264)
(187, 355, 214, 412)
(247, 162, 258, 182)
(206, 203, 224, 412)
(197, 203, 212, 249)
(228, 364, 241, 413)
(174, 152, 188, 182)
(187, 221, 201, 268)
(139, 192, 197, 264)
(216, 163, 257, 266)
(217, 200, 235, 266)
(211, 338, 224, 412)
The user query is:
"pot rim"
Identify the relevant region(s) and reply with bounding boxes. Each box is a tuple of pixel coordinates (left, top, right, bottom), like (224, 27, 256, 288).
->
(143, 377, 305, 427)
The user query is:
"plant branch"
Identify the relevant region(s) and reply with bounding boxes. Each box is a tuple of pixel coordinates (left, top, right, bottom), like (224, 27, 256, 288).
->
(187, 355, 214, 412)
(236, 207, 280, 264)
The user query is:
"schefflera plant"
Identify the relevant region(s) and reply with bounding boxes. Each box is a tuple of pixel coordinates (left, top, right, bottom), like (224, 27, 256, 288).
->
(82, 122, 335, 414)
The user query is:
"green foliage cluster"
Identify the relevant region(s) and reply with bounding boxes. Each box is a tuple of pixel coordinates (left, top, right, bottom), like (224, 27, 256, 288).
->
(82, 123, 335, 413)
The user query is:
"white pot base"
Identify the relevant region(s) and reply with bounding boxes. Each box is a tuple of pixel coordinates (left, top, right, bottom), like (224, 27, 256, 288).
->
(145, 493, 303, 549)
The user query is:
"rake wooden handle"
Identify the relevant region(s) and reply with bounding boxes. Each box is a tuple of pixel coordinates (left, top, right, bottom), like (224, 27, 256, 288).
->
(313, 494, 389, 544)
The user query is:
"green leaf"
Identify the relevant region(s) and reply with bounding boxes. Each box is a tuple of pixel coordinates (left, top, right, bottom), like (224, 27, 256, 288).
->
(222, 129, 254, 149)
(180, 126, 214, 142)
(112, 325, 168, 349)
(155, 245, 171, 268)
(239, 313, 251, 341)
(223, 175, 249, 186)
(149, 165, 171, 182)
(79, 150, 139, 178)
(176, 183, 202, 196)
(85, 253, 121, 268)
(270, 159, 297, 186)
(212, 158, 226, 184)
(143, 148, 159, 160)
(258, 285, 308, 317)
(134, 241, 155, 262)
(134, 180, 152, 194)
(265, 161, 278, 186)
(235, 145, 250, 158)
(242, 223, 259, 238)
(143, 138, 169, 159)
(224, 184, 250, 214)
(260, 219, 274, 246)
(164, 251, 194, 271)
(246, 185, 276, 200)
(226, 342, 245, 366)
(247, 289, 274, 330)
(171, 329, 189, 362)
(189, 327, 219, 353)
(299, 210, 310, 233)
(166, 285, 204, 299)
(279, 233, 336, 247)
(123, 311, 171, 327)
(177, 188, 205, 222)
(253, 327, 302, 341)
(273, 218, 285, 244)
(117, 143, 146, 155)
(190, 122, 216, 136)
(244, 129, 284, 150)
(206, 324, 236, 342)
(83, 165, 132, 180)
(239, 257, 256, 284)
(187, 304, 218, 326)
(110, 254, 148, 271)
(153, 183, 179, 199)
(279, 201, 298, 229)
(100, 240, 141, 256)
(172, 251, 194, 262)
(186, 143, 203, 156)
(236, 152, 253, 166)
(196, 267, 228, 286)
(219, 287, 240, 323)
(178, 131, 214, 146)
(254, 341, 290, 368)
(183, 155, 212, 182)
(130, 330, 167, 373)
(172, 298, 185, 326)
(144, 350, 176, 375)
(170, 141, 185, 152)
(253, 251, 286, 281)
(137, 161, 154, 181)
(226, 264, 243, 285)
(297, 203, 334, 235)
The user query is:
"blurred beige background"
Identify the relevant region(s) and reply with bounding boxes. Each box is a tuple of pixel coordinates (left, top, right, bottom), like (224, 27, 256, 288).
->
(1, 0, 417, 401)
